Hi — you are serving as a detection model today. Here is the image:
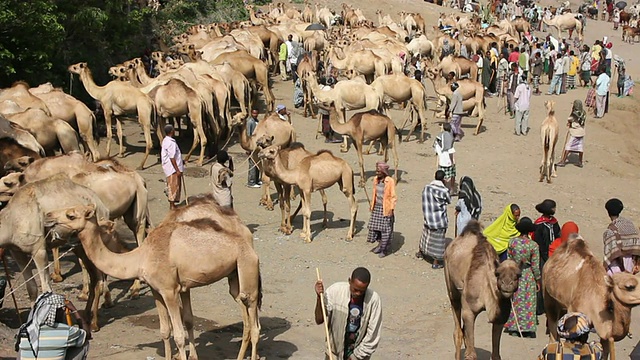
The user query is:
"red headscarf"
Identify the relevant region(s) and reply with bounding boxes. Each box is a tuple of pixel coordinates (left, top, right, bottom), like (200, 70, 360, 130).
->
(549, 221, 579, 258)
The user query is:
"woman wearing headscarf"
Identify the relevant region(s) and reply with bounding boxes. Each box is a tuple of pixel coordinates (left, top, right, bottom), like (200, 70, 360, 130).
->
(557, 100, 586, 168)
(455, 176, 482, 236)
(548, 221, 579, 258)
(504, 217, 540, 338)
(481, 50, 493, 93)
(210, 150, 234, 208)
(532, 199, 560, 314)
(368, 161, 397, 258)
(538, 313, 602, 359)
(483, 204, 521, 261)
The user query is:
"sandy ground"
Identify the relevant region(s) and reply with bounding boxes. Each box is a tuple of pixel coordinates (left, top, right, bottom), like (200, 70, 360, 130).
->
(1, 1, 640, 359)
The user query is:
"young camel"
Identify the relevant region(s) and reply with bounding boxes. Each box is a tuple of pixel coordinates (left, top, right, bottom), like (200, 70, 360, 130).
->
(544, 236, 640, 360)
(540, 101, 559, 183)
(327, 105, 400, 187)
(44, 196, 262, 360)
(444, 220, 521, 360)
(258, 145, 358, 243)
(68, 62, 155, 170)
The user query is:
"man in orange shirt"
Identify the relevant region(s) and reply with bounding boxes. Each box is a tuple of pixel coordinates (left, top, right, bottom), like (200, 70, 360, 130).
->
(367, 161, 397, 258)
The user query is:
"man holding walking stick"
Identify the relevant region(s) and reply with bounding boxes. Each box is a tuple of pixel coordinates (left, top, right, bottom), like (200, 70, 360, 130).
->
(314, 267, 382, 360)
(161, 124, 184, 210)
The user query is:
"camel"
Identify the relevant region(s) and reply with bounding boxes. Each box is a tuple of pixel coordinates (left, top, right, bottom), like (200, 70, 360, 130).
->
(258, 145, 358, 243)
(0, 115, 44, 176)
(543, 236, 640, 360)
(316, 4, 338, 29)
(543, 13, 584, 41)
(235, 113, 296, 210)
(370, 74, 429, 142)
(0, 139, 41, 178)
(399, 11, 426, 36)
(28, 83, 101, 161)
(327, 47, 387, 84)
(304, 72, 383, 150)
(5, 108, 81, 156)
(539, 101, 559, 183)
(430, 55, 478, 82)
(376, 9, 395, 27)
(44, 195, 262, 360)
(407, 35, 435, 61)
(68, 62, 155, 170)
(328, 106, 400, 187)
(0, 175, 110, 330)
(302, 2, 314, 23)
(0, 82, 51, 116)
(511, 17, 531, 40)
(444, 220, 521, 360)
(296, 54, 317, 118)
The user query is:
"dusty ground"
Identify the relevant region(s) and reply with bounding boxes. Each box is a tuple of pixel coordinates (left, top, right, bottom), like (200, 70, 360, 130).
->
(1, 1, 640, 359)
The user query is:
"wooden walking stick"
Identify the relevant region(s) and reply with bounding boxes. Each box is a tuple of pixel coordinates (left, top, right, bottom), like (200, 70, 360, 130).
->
(0, 248, 23, 324)
(316, 268, 335, 360)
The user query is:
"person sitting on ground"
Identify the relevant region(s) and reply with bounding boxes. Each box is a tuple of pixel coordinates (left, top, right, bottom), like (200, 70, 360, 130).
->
(484, 203, 521, 262)
(603, 198, 640, 276)
(16, 292, 91, 360)
(538, 312, 603, 359)
(210, 149, 234, 209)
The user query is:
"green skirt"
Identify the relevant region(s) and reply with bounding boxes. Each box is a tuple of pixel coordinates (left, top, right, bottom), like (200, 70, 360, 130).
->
(543, 59, 549, 74)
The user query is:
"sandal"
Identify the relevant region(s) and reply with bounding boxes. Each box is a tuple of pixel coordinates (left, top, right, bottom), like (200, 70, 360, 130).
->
(415, 252, 424, 259)
(432, 263, 444, 269)
(556, 162, 566, 167)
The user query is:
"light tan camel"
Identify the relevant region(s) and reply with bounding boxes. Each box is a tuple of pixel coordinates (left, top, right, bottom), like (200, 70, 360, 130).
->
(296, 54, 317, 119)
(0, 114, 45, 159)
(235, 113, 296, 210)
(543, 13, 584, 41)
(511, 18, 531, 40)
(304, 72, 383, 150)
(210, 50, 275, 111)
(5, 108, 81, 156)
(431, 55, 479, 82)
(370, 74, 429, 143)
(258, 145, 358, 243)
(444, 220, 521, 360)
(543, 236, 640, 360)
(68, 62, 155, 169)
(28, 83, 101, 161)
(407, 35, 436, 61)
(540, 101, 559, 183)
(44, 196, 262, 360)
(0, 175, 110, 330)
(327, 47, 387, 84)
(302, 1, 314, 22)
(327, 105, 399, 187)
(0, 82, 51, 116)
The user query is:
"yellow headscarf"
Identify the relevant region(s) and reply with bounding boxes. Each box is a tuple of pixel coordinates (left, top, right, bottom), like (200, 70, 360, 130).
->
(483, 204, 520, 254)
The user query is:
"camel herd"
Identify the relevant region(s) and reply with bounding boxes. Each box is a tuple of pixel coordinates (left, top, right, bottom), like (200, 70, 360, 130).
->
(0, 1, 634, 359)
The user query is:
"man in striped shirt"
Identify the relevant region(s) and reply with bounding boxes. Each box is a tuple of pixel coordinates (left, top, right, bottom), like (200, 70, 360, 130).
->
(417, 170, 451, 269)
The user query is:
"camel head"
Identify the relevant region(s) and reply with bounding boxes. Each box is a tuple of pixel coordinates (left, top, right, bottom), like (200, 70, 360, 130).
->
(44, 204, 97, 239)
(608, 272, 640, 307)
(4, 155, 34, 173)
(257, 144, 280, 161)
(108, 65, 127, 80)
(0, 172, 24, 202)
(151, 51, 164, 62)
(68, 62, 88, 75)
(255, 134, 275, 149)
(495, 259, 521, 298)
(544, 100, 556, 115)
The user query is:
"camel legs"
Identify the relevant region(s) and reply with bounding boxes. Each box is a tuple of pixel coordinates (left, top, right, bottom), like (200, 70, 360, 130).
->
(320, 190, 328, 228)
(390, 135, 400, 183)
(151, 289, 174, 360)
(180, 290, 198, 360)
(602, 338, 615, 360)
(161, 289, 189, 360)
(9, 250, 38, 302)
(354, 140, 367, 187)
(447, 290, 464, 360)
(102, 109, 114, 159)
(184, 112, 208, 166)
(260, 171, 274, 211)
(32, 245, 53, 293)
(343, 187, 357, 242)
(138, 122, 153, 170)
(74, 249, 102, 331)
(276, 182, 292, 234)
(115, 119, 125, 159)
(300, 190, 313, 243)
(229, 257, 262, 360)
(461, 308, 479, 360)
(51, 247, 63, 282)
(490, 322, 504, 360)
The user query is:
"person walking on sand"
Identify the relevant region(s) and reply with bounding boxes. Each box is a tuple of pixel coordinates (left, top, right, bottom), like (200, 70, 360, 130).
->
(246, 109, 262, 188)
(417, 170, 451, 269)
(547, 50, 564, 95)
(161, 124, 184, 210)
(455, 176, 482, 236)
(279, 39, 288, 81)
(513, 74, 532, 136)
(367, 161, 397, 258)
(434, 123, 456, 194)
(594, 65, 610, 118)
(557, 100, 587, 168)
(448, 82, 465, 141)
(314, 267, 382, 360)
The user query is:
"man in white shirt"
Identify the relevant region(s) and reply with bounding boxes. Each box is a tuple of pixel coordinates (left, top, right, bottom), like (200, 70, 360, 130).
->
(513, 75, 532, 135)
(547, 53, 564, 95)
(161, 124, 184, 209)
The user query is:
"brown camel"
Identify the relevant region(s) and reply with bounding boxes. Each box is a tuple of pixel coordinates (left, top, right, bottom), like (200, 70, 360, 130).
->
(543, 236, 640, 360)
(296, 54, 317, 119)
(5, 108, 81, 156)
(235, 113, 296, 210)
(258, 145, 358, 243)
(0, 139, 41, 178)
(44, 195, 262, 360)
(68, 62, 155, 170)
(0, 115, 44, 176)
(540, 101, 559, 183)
(327, 105, 399, 187)
(444, 221, 521, 360)
(430, 55, 478, 82)
(0, 82, 51, 116)
(327, 47, 387, 84)
(28, 83, 101, 161)
(370, 73, 429, 143)
(0, 175, 110, 330)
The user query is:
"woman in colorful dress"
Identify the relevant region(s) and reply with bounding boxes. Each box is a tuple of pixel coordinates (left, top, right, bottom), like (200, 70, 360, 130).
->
(504, 217, 540, 338)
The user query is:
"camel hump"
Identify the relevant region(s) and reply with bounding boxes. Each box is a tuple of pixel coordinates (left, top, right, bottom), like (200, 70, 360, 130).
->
(288, 142, 306, 151)
(460, 219, 484, 237)
(316, 149, 334, 156)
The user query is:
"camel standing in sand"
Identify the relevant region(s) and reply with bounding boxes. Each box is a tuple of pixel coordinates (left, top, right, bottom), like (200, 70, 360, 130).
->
(68, 62, 155, 169)
(327, 105, 399, 187)
(544, 236, 640, 360)
(444, 221, 521, 360)
(28, 83, 101, 161)
(543, 13, 584, 41)
(296, 54, 317, 119)
(45, 195, 262, 360)
(258, 145, 358, 243)
(540, 101, 559, 183)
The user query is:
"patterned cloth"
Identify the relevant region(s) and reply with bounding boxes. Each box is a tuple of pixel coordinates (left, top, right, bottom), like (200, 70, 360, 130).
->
(16, 292, 67, 357)
(166, 172, 182, 203)
(450, 114, 465, 140)
(566, 136, 584, 152)
(585, 88, 596, 108)
(568, 75, 576, 89)
(438, 165, 456, 179)
(419, 227, 447, 260)
(458, 176, 482, 220)
(603, 217, 640, 267)
(367, 203, 394, 252)
(538, 340, 603, 360)
(504, 236, 541, 333)
(558, 313, 592, 339)
(422, 180, 451, 229)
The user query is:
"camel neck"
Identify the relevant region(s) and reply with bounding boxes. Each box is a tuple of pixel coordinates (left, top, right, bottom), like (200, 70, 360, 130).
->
(270, 154, 297, 185)
(79, 68, 105, 101)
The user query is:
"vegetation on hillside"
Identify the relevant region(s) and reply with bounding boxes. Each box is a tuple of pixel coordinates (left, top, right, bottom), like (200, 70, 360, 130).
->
(0, 0, 248, 90)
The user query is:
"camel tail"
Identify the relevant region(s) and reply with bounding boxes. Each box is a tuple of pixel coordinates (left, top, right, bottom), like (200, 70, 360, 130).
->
(90, 111, 100, 145)
(396, 126, 402, 143)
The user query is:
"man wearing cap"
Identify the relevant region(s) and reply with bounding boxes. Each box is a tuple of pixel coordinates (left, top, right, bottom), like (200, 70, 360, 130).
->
(276, 104, 291, 123)
(161, 124, 184, 210)
(603, 198, 640, 276)
(538, 312, 602, 359)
